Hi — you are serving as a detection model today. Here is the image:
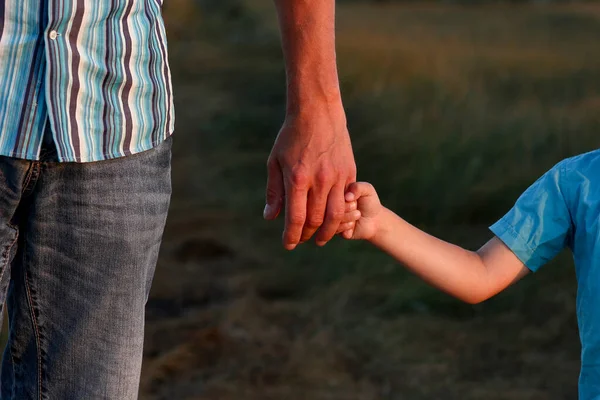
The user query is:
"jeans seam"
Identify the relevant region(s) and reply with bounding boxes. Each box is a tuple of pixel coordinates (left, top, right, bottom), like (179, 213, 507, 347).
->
(21, 163, 40, 196)
(0, 226, 18, 397)
(21, 165, 35, 195)
(10, 344, 16, 399)
(0, 226, 18, 296)
(23, 256, 42, 400)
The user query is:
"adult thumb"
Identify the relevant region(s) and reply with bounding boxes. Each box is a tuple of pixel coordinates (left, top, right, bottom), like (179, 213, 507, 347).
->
(264, 158, 284, 220)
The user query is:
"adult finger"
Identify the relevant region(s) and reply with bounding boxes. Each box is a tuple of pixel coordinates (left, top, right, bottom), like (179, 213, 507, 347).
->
(282, 169, 309, 250)
(299, 186, 328, 243)
(264, 157, 284, 220)
(315, 183, 345, 246)
(346, 164, 358, 189)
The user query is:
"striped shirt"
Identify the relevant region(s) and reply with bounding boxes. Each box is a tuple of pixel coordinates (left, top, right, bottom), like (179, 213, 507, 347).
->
(0, 0, 174, 162)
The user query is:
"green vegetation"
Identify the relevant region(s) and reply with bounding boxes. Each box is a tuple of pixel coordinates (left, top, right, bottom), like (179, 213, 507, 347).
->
(143, 1, 600, 398)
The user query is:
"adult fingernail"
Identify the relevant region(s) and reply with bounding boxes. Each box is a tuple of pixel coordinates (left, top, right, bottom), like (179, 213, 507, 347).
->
(284, 243, 297, 251)
(316, 241, 327, 247)
(263, 204, 273, 219)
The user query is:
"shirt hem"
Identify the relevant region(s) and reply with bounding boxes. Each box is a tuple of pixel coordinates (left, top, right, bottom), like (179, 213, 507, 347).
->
(489, 217, 540, 272)
(59, 131, 175, 163)
(0, 151, 44, 161)
(0, 130, 175, 163)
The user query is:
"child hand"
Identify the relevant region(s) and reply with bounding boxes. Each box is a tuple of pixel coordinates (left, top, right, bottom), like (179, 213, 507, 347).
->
(337, 182, 382, 240)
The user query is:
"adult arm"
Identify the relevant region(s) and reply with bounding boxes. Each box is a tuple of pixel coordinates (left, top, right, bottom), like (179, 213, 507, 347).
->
(265, 0, 356, 249)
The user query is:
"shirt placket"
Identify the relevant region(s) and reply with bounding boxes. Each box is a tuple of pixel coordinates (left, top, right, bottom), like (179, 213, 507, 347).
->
(43, 0, 66, 161)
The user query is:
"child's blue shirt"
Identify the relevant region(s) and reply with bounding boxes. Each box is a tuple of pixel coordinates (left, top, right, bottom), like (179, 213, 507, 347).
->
(490, 150, 600, 399)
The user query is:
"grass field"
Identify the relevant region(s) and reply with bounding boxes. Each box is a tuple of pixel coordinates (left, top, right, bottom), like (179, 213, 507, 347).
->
(140, 2, 600, 398)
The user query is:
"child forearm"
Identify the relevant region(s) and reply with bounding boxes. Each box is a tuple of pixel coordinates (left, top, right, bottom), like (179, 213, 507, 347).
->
(343, 182, 528, 302)
(371, 208, 491, 304)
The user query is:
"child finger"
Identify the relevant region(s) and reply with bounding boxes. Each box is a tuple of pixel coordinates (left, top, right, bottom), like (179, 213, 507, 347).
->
(345, 200, 357, 212)
(341, 210, 361, 223)
(345, 182, 374, 202)
(342, 229, 354, 239)
(337, 221, 355, 233)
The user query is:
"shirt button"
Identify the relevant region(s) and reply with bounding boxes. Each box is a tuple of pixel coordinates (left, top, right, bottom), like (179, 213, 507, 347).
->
(49, 30, 58, 40)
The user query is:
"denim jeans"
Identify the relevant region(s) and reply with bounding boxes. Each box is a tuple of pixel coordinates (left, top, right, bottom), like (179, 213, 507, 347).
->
(0, 126, 172, 399)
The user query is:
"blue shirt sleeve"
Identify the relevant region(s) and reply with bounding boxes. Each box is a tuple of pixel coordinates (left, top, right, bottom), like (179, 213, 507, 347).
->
(489, 160, 573, 272)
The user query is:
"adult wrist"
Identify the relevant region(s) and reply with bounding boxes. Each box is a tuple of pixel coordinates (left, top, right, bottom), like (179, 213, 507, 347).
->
(285, 80, 344, 116)
(285, 98, 347, 130)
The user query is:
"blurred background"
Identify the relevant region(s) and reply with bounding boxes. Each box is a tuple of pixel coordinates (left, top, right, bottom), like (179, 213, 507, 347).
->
(141, 0, 600, 398)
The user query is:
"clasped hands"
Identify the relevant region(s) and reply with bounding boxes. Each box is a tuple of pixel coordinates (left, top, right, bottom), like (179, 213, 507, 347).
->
(263, 105, 363, 249)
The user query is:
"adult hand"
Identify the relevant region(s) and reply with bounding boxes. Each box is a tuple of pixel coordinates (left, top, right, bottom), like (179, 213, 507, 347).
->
(264, 104, 356, 250)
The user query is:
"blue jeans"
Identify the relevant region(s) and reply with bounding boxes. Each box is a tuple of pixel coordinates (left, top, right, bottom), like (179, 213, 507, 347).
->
(0, 127, 172, 399)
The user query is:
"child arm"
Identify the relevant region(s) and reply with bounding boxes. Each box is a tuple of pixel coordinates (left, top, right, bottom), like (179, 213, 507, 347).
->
(372, 207, 529, 304)
(343, 182, 531, 304)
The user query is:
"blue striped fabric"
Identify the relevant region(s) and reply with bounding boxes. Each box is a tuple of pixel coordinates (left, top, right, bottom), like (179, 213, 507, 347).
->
(0, 0, 174, 162)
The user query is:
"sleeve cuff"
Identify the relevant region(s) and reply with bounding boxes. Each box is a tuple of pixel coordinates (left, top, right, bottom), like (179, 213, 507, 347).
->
(489, 217, 541, 273)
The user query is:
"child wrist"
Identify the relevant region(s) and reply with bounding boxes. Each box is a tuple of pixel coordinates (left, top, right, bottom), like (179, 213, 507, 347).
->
(370, 208, 389, 243)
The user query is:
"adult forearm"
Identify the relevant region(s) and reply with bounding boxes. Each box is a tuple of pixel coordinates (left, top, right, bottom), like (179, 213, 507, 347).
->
(273, 0, 342, 114)
(371, 208, 491, 304)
